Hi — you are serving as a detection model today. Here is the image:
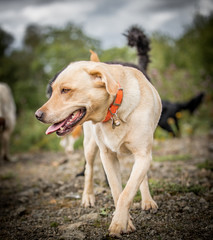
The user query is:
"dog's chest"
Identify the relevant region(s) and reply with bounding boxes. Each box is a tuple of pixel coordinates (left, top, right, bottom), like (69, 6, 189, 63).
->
(95, 124, 127, 153)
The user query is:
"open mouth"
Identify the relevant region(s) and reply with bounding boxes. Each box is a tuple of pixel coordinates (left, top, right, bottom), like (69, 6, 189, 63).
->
(45, 108, 86, 136)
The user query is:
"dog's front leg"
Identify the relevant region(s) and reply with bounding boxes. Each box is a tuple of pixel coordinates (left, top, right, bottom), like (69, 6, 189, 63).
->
(82, 131, 98, 207)
(109, 152, 152, 237)
(140, 174, 158, 210)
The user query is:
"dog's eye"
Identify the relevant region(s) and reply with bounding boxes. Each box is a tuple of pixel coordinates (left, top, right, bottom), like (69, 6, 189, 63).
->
(61, 88, 71, 94)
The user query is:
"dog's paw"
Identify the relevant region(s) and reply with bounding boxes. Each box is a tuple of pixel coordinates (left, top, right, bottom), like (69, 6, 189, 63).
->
(126, 217, 136, 233)
(141, 199, 158, 210)
(109, 213, 136, 238)
(81, 193, 95, 207)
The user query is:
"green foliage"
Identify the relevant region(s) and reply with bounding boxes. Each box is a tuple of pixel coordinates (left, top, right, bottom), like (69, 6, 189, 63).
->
(0, 27, 14, 56)
(197, 160, 213, 171)
(153, 154, 191, 162)
(50, 222, 59, 228)
(134, 190, 142, 202)
(74, 134, 84, 150)
(99, 208, 110, 217)
(149, 179, 206, 196)
(11, 110, 61, 153)
(100, 46, 137, 63)
(1, 13, 212, 153)
(0, 172, 16, 181)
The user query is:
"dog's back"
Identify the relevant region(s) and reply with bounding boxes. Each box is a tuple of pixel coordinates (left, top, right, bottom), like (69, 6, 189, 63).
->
(0, 82, 16, 160)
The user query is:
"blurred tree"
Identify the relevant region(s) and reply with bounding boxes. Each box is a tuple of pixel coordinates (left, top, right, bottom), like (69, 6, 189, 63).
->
(176, 13, 213, 83)
(0, 27, 14, 56)
(100, 46, 136, 63)
(24, 24, 45, 51)
(5, 23, 101, 111)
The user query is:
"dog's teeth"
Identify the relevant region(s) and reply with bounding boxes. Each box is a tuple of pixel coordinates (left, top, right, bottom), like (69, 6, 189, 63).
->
(60, 127, 64, 130)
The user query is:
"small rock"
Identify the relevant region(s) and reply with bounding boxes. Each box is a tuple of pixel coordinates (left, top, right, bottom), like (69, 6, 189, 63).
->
(177, 200, 187, 208)
(79, 212, 99, 221)
(64, 192, 81, 200)
(66, 222, 83, 230)
(183, 206, 192, 212)
(199, 197, 207, 204)
(132, 202, 141, 209)
(149, 229, 156, 236)
(15, 206, 27, 216)
(146, 214, 152, 220)
(63, 230, 85, 239)
(150, 208, 158, 214)
(19, 188, 40, 197)
(60, 222, 85, 240)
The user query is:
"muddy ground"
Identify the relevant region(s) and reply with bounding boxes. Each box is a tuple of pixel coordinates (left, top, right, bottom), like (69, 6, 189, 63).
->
(0, 135, 213, 240)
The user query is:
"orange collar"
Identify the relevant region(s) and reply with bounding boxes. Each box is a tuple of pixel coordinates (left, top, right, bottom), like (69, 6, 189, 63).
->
(102, 87, 123, 123)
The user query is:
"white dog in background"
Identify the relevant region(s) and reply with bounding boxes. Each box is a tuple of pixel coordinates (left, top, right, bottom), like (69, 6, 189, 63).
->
(60, 125, 82, 154)
(0, 82, 16, 161)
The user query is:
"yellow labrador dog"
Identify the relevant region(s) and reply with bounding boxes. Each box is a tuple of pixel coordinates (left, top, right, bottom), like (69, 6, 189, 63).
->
(35, 61, 162, 237)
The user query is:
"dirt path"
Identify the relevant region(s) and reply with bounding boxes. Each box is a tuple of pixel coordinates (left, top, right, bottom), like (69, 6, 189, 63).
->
(0, 135, 212, 239)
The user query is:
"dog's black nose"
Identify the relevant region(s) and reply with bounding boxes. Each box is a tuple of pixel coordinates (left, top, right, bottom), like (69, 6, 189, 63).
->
(35, 110, 44, 121)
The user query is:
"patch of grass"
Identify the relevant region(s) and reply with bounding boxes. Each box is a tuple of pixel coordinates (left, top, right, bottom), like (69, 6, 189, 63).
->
(93, 219, 102, 227)
(99, 208, 110, 217)
(197, 159, 213, 171)
(0, 172, 16, 180)
(63, 216, 71, 223)
(50, 222, 59, 228)
(154, 127, 173, 140)
(134, 190, 142, 202)
(74, 134, 84, 150)
(175, 166, 182, 173)
(153, 154, 191, 162)
(149, 179, 206, 196)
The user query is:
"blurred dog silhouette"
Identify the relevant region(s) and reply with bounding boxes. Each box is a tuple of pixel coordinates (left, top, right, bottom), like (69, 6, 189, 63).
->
(112, 25, 205, 137)
(159, 93, 204, 136)
(0, 82, 16, 161)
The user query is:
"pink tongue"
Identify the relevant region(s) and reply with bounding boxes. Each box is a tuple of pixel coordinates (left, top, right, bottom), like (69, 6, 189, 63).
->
(45, 120, 66, 135)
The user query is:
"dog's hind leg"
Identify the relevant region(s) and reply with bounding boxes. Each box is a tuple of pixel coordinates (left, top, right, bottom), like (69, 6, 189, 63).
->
(174, 117, 181, 137)
(140, 174, 158, 210)
(82, 123, 98, 207)
(160, 121, 176, 137)
(76, 161, 86, 177)
(1, 130, 11, 161)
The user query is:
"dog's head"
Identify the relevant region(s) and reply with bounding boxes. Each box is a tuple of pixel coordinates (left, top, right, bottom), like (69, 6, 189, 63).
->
(35, 61, 119, 136)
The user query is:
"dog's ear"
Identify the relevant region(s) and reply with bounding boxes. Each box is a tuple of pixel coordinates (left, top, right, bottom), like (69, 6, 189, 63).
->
(84, 65, 119, 95)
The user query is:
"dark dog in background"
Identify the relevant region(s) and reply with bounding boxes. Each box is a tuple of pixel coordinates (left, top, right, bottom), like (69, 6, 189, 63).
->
(115, 25, 205, 137)
(159, 93, 204, 136)
(0, 82, 16, 161)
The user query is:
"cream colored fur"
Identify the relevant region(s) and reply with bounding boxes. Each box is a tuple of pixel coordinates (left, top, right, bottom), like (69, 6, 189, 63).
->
(37, 61, 162, 237)
(0, 83, 16, 161)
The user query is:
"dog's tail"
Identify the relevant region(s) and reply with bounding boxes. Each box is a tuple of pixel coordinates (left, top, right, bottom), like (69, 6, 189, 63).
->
(178, 92, 205, 114)
(123, 25, 150, 74)
(90, 50, 100, 62)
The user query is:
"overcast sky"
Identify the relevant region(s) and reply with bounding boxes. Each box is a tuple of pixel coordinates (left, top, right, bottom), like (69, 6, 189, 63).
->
(0, 0, 213, 49)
